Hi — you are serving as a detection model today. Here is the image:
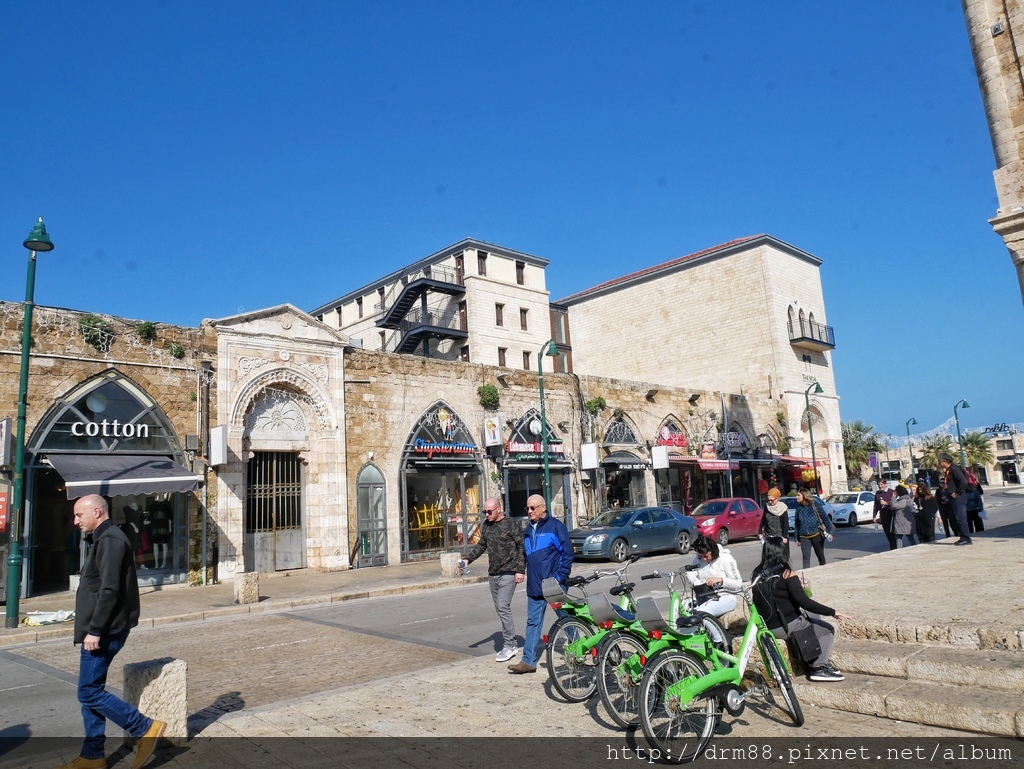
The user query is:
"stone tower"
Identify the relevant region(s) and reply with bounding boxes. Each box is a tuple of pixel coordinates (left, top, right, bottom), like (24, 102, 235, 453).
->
(963, 0, 1024, 306)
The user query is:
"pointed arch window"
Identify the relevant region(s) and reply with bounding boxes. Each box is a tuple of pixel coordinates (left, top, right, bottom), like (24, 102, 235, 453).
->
(604, 418, 639, 446)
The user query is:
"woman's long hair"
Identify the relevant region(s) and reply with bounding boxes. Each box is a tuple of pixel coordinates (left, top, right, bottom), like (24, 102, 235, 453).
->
(693, 535, 720, 560)
(916, 484, 933, 501)
(751, 536, 791, 581)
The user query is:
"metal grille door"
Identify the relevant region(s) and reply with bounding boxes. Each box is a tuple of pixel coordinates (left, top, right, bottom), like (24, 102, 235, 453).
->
(245, 451, 305, 572)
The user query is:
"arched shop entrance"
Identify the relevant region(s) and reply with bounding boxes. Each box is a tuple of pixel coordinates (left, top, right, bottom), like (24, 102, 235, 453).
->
(23, 370, 198, 596)
(500, 408, 572, 526)
(400, 402, 482, 561)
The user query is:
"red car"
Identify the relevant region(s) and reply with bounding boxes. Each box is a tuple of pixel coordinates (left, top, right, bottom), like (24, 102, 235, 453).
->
(690, 497, 763, 546)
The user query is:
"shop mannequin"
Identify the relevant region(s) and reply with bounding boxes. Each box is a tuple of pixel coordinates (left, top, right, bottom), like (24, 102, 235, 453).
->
(148, 500, 172, 569)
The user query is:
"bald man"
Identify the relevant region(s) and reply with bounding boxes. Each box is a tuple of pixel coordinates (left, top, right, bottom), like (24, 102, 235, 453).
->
(460, 497, 525, 662)
(61, 494, 165, 769)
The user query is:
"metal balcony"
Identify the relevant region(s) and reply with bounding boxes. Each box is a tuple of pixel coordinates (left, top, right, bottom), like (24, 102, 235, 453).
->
(376, 263, 465, 330)
(788, 318, 835, 351)
(383, 303, 468, 355)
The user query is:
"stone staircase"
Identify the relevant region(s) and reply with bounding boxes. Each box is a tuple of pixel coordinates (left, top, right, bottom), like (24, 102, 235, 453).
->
(792, 637, 1024, 738)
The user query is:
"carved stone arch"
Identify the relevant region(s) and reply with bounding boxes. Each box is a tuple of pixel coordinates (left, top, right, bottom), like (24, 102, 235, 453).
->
(808, 311, 816, 325)
(788, 305, 796, 326)
(800, 400, 828, 438)
(603, 412, 641, 446)
(798, 308, 806, 324)
(232, 367, 334, 434)
(402, 400, 476, 454)
(725, 419, 753, 451)
(656, 415, 690, 448)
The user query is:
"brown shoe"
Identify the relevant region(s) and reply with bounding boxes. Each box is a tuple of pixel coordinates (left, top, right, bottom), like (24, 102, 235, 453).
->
(55, 757, 106, 769)
(507, 661, 537, 674)
(132, 719, 166, 769)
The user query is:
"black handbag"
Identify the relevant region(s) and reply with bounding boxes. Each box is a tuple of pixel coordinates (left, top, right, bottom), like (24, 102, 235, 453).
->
(766, 577, 821, 664)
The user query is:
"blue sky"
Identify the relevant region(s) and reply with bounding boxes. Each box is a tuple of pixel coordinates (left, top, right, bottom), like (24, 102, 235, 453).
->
(1, 1, 1019, 439)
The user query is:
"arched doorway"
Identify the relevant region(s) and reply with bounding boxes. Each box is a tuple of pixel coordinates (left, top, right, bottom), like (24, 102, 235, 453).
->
(25, 370, 196, 595)
(356, 464, 387, 567)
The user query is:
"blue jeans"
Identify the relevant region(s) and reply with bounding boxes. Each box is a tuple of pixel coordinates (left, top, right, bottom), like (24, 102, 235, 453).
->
(78, 630, 152, 759)
(522, 595, 549, 667)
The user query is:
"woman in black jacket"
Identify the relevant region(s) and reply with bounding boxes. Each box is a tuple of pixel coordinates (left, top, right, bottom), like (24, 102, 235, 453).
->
(752, 537, 851, 682)
(914, 484, 939, 543)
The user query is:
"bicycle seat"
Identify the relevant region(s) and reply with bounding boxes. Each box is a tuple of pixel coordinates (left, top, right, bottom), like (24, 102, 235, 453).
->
(608, 582, 635, 596)
(675, 614, 705, 635)
(635, 596, 669, 633)
(588, 591, 635, 624)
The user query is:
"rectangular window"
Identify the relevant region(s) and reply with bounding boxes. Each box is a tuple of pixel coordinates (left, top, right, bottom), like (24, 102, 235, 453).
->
(455, 254, 464, 281)
(997, 439, 1012, 451)
(477, 251, 488, 275)
(356, 297, 363, 319)
(495, 303, 504, 326)
(520, 308, 528, 331)
(379, 330, 386, 350)
(498, 347, 507, 367)
(523, 351, 531, 370)
(460, 345, 470, 362)
(516, 260, 525, 285)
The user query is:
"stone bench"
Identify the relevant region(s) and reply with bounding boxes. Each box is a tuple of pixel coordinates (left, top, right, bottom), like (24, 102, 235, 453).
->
(123, 657, 187, 739)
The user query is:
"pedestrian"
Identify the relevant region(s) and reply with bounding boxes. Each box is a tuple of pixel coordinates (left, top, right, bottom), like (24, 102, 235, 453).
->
(758, 487, 790, 544)
(890, 484, 917, 547)
(59, 495, 166, 769)
(938, 453, 972, 546)
(793, 487, 834, 569)
(872, 479, 898, 550)
(964, 473, 986, 534)
(507, 494, 573, 674)
(913, 483, 939, 543)
(685, 536, 741, 649)
(459, 497, 525, 663)
(752, 537, 851, 682)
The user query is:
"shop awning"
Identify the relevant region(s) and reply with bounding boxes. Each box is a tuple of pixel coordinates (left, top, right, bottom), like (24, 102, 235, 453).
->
(776, 454, 830, 467)
(697, 459, 740, 471)
(601, 451, 648, 470)
(47, 454, 201, 499)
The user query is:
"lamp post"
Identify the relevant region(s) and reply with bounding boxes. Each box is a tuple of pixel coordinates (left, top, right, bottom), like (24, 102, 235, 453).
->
(905, 417, 918, 480)
(953, 399, 970, 470)
(537, 339, 560, 513)
(5, 218, 54, 629)
(804, 381, 823, 494)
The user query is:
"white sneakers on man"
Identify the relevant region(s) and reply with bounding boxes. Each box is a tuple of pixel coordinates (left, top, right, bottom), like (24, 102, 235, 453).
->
(495, 646, 519, 663)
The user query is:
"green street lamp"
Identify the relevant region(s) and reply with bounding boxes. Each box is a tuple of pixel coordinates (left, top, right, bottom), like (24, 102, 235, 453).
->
(537, 339, 560, 514)
(804, 381, 823, 494)
(5, 218, 54, 629)
(953, 399, 970, 470)
(905, 417, 918, 479)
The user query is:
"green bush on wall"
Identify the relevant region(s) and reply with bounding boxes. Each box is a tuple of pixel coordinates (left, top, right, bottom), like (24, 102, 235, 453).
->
(585, 396, 606, 415)
(137, 321, 157, 341)
(169, 342, 185, 359)
(78, 314, 113, 352)
(477, 384, 500, 410)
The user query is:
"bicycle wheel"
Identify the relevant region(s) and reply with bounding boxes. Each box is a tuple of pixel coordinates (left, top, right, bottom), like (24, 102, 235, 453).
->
(699, 615, 732, 656)
(597, 630, 647, 728)
(639, 649, 720, 762)
(546, 616, 599, 702)
(759, 636, 804, 726)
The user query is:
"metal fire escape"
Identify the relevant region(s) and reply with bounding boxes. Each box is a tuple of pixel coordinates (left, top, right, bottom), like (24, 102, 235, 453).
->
(376, 263, 467, 355)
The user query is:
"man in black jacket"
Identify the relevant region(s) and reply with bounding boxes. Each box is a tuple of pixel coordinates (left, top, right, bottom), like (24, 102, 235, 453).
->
(460, 497, 525, 662)
(938, 453, 972, 546)
(61, 495, 166, 769)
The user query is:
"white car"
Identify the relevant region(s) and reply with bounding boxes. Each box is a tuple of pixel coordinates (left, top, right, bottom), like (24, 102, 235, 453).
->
(827, 491, 876, 527)
(783, 495, 836, 536)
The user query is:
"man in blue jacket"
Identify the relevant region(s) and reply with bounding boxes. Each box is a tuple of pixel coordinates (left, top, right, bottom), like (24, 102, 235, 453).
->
(508, 494, 573, 674)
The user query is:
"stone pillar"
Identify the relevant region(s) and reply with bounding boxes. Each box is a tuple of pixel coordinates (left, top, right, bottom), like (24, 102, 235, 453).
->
(123, 658, 187, 738)
(234, 571, 259, 604)
(439, 552, 463, 578)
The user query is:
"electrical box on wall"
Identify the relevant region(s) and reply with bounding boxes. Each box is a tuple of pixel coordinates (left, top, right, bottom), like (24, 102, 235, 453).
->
(580, 443, 599, 470)
(651, 445, 669, 469)
(209, 425, 228, 467)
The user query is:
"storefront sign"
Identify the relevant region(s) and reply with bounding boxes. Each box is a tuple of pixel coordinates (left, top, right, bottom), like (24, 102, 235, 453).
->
(413, 438, 476, 459)
(700, 442, 717, 460)
(70, 420, 151, 438)
(505, 441, 564, 455)
(482, 416, 503, 447)
(0, 491, 7, 535)
(656, 422, 688, 448)
(698, 459, 740, 471)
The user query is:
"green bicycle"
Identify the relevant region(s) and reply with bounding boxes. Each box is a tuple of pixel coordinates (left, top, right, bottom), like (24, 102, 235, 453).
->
(542, 555, 643, 702)
(638, 575, 803, 762)
(596, 567, 731, 729)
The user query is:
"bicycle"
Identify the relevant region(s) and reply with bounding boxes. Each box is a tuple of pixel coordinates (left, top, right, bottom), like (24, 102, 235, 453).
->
(542, 555, 642, 702)
(595, 567, 731, 729)
(638, 575, 804, 762)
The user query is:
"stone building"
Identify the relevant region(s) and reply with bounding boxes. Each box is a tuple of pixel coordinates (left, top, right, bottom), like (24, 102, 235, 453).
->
(963, 0, 1024, 305)
(557, 234, 846, 495)
(0, 301, 213, 600)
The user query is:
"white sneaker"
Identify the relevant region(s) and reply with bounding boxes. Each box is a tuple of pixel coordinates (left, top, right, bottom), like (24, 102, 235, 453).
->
(495, 646, 519, 662)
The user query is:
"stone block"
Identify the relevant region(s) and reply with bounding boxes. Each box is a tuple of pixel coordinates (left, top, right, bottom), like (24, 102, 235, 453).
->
(440, 553, 463, 578)
(234, 572, 260, 605)
(123, 657, 187, 738)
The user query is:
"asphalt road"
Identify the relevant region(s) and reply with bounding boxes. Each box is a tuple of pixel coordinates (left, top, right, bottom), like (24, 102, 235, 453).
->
(5, 489, 1022, 741)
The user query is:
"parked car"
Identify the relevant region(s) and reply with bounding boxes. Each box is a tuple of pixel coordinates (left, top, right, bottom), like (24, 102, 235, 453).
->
(569, 506, 698, 562)
(689, 497, 763, 547)
(782, 495, 835, 536)
(826, 491, 876, 527)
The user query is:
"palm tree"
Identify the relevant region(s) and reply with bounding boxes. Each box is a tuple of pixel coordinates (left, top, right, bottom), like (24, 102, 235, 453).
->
(960, 430, 994, 473)
(918, 434, 953, 469)
(841, 420, 883, 478)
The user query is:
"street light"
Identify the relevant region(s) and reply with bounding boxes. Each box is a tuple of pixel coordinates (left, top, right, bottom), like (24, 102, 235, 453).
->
(5, 218, 54, 629)
(905, 417, 918, 480)
(804, 381, 823, 493)
(953, 399, 970, 470)
(537, 339, 560, 514)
